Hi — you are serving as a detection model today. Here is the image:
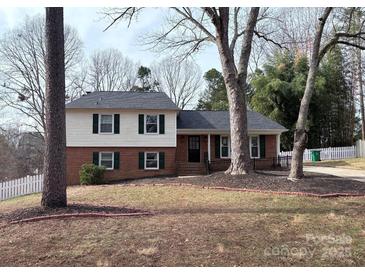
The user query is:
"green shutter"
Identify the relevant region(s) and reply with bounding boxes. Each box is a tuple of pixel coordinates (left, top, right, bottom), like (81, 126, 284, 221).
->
(92, 114, 98, 134)
(114, 152, 120, 169)
(159, 114, 165, 134)
(92, 152, 99, 165)
(159, 152, 165, 169)
(215, 135, 220, 158)
(114, 114, 120, 134)
(138, 114, 144, 134)
(259, 135, 266, 159)
(138, 152, 144, 169)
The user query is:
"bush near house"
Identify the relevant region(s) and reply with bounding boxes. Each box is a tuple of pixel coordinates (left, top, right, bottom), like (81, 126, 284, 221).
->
(79, 164, 106, 185)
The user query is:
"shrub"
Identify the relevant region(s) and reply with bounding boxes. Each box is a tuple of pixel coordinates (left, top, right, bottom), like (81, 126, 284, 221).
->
(79, 164, 106, 185)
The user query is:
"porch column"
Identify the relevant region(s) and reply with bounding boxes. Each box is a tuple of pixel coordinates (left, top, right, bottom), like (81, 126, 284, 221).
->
(276, 134, 281, 156)
(208, 133, 211, 162)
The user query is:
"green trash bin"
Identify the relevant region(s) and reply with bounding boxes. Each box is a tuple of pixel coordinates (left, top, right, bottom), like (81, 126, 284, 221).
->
(311, 150, 321, 162)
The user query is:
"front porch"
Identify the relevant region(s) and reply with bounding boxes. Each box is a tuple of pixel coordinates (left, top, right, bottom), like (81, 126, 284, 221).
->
(176, 133, 281, 176)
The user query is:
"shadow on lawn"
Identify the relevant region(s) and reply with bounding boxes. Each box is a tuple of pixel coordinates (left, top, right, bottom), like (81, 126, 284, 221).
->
(1, 203, 144, 222)
(158, 206, 362, 216)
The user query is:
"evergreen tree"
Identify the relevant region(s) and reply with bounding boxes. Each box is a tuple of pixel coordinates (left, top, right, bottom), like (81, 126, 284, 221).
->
(249, 51, 307, 150)
(249, 49, 354, 151)
(316, 46, 354, 147)
(131, 66, 160, 91)
(196, 68, 228, 110)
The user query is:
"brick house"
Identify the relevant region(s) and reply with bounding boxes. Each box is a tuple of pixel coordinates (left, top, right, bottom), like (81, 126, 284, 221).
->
(66, 91, 287, 185)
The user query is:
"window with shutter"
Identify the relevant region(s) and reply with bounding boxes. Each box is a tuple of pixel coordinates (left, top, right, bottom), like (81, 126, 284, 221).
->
(220, 136, 230, 158)
(250, 136, 260, 159)
(145, 152, 159, 169)
(99, 152, 114, 170)
(145, 115, 158, 134)
(99, 115, 113, 133)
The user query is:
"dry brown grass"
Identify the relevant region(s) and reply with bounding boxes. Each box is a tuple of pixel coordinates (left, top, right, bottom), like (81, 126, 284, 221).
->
(305, 158, 365, 170)
(0, 184, 364, 266)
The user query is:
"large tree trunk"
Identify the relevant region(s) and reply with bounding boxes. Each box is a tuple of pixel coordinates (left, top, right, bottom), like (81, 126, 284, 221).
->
(357, 45, 365, 140)
(41, 8, 67, 207)
(214, 8, 259, 175)
(289, 8, 332, 180)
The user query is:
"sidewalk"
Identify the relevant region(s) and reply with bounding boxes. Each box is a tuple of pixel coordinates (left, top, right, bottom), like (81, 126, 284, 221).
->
(304, 166, 365, 183)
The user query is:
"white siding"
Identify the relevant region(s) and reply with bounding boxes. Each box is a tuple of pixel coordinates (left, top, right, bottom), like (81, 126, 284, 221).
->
(66, 109, 177, 147)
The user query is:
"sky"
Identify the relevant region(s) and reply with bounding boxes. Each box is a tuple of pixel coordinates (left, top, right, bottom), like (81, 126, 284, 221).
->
(0, 7, 223, 125)
(0, 7, 221, 72)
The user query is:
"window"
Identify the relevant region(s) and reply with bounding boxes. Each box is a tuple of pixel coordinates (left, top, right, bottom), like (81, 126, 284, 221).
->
(250, 136, 260, 158)
(145, 152, 159, 170)
(145, 115, 158, 134)
(100, 114, 113, 133)
(220, 136, 230, 158)
(99, 152, 114, 170)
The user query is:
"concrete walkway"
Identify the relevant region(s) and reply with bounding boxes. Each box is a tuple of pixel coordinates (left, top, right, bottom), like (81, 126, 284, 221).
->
(304, 166, 365, 183)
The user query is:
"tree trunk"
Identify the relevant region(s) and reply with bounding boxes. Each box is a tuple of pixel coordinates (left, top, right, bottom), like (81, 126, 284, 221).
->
(215, 43, 251, 174)
(41, 8, 67, 207)
(214, 8, 259, 175)
(289, 8, 332, 180)
(357, 45, 365, 140)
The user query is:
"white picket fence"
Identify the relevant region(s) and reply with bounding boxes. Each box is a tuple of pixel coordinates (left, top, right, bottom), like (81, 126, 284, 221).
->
(0, 174, 43, 201)
(280, 145, 357, 161)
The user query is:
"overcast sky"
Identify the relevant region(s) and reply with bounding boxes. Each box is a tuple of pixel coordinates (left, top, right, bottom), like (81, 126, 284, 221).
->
(0, 7, 221, 72)
(0, 7, 224, 125)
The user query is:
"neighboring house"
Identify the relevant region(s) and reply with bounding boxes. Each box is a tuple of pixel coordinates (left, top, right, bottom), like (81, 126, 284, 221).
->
(66, 91, 287, 185)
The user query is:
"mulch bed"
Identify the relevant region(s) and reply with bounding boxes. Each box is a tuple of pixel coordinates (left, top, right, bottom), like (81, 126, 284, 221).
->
(118, 170, 365, 196)
(0, 203, 150, 223)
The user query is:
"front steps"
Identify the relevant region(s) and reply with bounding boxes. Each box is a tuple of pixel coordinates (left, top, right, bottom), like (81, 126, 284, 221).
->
(176, 161, 207, 176)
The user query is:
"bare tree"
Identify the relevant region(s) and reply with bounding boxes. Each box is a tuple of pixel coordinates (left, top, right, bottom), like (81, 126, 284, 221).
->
(87, 48, 138, 91)
(152, 58, 202, 109)
(102, 7, 280, 175)
(289, 7, 365, 179)
(41, 7, 67, 208)
(0, 15, 83, 137)
(0, 127, 21, 181)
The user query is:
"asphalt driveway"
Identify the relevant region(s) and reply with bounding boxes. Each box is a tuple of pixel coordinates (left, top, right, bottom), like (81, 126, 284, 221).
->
(304, 166, 365, 183)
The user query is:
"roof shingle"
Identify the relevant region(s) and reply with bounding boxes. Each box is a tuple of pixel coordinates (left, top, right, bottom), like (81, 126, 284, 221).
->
(177, 110, 287, 131)
(66, 91, 180, 110)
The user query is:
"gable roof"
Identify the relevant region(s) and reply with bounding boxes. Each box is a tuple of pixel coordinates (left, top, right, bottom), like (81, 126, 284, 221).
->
(66, 91, 180, 110)
(177, 110, 287, 132)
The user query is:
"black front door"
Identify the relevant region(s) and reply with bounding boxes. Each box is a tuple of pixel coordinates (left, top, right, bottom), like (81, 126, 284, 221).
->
(188, 136, 200, 162)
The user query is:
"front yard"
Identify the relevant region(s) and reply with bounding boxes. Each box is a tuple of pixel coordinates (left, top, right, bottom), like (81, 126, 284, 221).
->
(1, 175, 365, 266)
(305, 158, 365, 170)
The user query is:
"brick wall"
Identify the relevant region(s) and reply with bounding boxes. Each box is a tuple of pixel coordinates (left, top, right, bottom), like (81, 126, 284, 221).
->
(66, 147, 176, 185)
(176, 135, 187, 162)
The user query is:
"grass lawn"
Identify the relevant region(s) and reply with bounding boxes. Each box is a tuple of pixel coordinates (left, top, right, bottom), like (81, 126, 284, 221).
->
(0, 184, 365, 266)
(305, 158, 365, 170)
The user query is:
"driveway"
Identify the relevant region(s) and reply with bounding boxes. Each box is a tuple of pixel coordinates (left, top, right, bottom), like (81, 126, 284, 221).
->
(304, 166, 365, 183)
